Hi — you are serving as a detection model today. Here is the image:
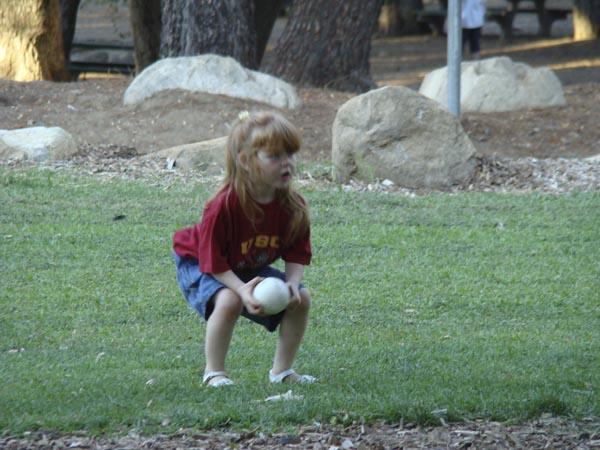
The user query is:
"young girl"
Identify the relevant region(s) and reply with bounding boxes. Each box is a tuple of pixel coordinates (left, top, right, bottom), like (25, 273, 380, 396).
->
(173, 110, 316, 387)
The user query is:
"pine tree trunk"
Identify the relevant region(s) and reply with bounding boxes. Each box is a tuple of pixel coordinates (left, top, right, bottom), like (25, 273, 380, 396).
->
(573, 0, 600, 39)
(160, 0, 184, 57)
(161, 0, 258, 69)
(129, 0, 161, 73)
(265, 0, 383, 92)
(378, 0, 425, 36)
(0, 0, 71, 81)
(60, 0, 81, 63)
(254, 0, 282, 66)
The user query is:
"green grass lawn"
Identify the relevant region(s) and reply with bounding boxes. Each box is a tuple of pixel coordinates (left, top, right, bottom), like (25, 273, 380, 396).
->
(1, 167, 598, 435)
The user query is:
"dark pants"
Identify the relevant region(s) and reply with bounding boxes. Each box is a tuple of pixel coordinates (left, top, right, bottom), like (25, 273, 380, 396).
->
(462, 27, 482, 55)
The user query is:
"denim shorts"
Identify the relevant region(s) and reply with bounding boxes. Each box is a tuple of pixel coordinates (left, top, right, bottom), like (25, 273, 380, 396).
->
(174, 253, 298, 332)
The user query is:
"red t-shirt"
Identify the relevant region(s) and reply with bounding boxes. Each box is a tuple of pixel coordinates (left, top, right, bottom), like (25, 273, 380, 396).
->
(173, 189, 311, 274)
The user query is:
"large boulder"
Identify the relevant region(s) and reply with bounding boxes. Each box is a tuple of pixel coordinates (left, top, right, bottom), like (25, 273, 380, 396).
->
(146, 137, 227, 173)
(123, 54, 302, 109)
(0, 127, 77, 161)
(332, 86, 477, 189)
(419, 56, 566, 113)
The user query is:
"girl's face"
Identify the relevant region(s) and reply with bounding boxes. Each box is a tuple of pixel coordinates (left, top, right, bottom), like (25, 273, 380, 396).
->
(252, 149, 297, 198)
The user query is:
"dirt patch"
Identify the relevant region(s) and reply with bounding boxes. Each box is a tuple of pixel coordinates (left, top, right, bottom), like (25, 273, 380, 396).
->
(370, 35, 600, 160)
(1, 36, 599, 194)
(1, 35, 599, 164)
(0, 76, 356, 163)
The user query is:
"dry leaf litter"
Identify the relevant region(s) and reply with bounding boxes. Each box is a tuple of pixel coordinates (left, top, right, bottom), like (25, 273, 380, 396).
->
(2, 144, 599, 195)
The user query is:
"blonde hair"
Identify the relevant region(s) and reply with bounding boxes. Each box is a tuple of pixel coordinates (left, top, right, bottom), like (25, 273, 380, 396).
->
(209, 110, 310, 247)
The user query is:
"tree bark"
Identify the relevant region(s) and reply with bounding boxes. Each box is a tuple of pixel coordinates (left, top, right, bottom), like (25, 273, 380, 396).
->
(160, 0, 184, 57)
(573, 0, 600, 39)
(129, 0, 161, 73)
(60, 0, 81, 63)
(378, 0, 425, 36)
(161, 0, 258, 69)
(254, 0, 282, 66)
(265, 0, 384, 92)
(0, 0, 71, 81)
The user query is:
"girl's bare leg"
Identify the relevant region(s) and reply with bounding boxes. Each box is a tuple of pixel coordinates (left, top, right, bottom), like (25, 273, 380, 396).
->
(271, 288, 311, 382)
(204, 289, 242, 383)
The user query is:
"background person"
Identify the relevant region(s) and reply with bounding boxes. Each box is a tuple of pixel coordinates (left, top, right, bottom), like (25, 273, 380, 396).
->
(462, 0, 486, 59)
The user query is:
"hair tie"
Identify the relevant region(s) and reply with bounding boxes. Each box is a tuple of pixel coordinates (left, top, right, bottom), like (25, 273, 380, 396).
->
(238, 110, 250, 122)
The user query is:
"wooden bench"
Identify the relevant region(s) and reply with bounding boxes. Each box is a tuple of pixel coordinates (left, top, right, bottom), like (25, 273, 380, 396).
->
(417, 8, 447, 35)
(417, 5, 570, 39)
(69, 42, 135, 78)
(486, 6, 570, 39)
(541, 8, 570, 35)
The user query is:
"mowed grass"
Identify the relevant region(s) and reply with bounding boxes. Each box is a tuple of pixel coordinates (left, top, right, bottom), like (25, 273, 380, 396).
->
(1, 167, 599, 435)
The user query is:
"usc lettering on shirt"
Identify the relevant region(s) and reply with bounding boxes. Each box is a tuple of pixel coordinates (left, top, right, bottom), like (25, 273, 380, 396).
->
(237, 235, 282, 271)
(241, 235, 280, 255)
(172, 188, 311, 274)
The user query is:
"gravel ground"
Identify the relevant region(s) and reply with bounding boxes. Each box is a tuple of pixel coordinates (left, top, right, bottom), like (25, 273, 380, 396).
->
(2, 415, 600, 449)
(2, 145, 598, 196)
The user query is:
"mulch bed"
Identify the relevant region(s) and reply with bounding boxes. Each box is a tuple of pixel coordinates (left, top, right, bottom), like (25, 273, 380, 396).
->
(2, 415, 600, 449)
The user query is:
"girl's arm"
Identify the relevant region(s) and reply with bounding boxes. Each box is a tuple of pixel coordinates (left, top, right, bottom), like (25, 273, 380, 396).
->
(212, 270, 263, 315)
(285, 262, 305, 307)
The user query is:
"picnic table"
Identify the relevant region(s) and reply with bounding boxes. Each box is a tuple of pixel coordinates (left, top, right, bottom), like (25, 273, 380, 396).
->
(68, 41, 135, 78)
(417, 0, 572, 39)
(486, 0, 571, 38)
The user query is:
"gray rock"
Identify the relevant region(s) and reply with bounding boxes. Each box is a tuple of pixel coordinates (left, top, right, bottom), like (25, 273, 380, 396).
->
(332, 86, 477, 189)
(146, 136, 227, 173)
(123, 54, 302, 109)
(585, 154, 600, 162)
(419, 56, 566, 112)
(0, 127, 77, 161)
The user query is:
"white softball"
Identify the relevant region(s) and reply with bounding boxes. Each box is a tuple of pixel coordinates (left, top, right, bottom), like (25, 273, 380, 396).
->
(253, 277, 290, 315)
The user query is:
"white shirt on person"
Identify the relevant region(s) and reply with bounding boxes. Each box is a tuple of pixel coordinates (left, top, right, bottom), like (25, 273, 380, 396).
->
(462, 0, 486, 28)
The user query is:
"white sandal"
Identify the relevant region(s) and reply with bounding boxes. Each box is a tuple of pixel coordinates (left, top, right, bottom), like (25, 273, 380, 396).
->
(203, 371, 235, 387)
(269, 368, 317, 384)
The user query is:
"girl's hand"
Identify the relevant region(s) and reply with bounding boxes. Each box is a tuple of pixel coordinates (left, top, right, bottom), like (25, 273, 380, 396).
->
(284, 262, 304, 311)
(286, 282, 301, 310)
(239, 276, 265, 316)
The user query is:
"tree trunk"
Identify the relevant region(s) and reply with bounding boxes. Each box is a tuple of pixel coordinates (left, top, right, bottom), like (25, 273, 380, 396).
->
(129, 0, 161, 73)
(161, 0, 258, 69)
(160, 0, 184, 57)
(378, 0, 425, 36)
(60, 0, 81, 63)
(573, 0, 600, 39)
(254, 0, 282, 66)
(0, 0, 71, 81)
(266, 0, 384, 92)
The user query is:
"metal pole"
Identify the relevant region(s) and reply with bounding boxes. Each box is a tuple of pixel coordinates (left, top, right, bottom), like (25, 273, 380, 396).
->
(447, 0, 462, 117)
